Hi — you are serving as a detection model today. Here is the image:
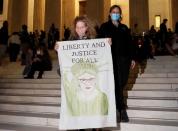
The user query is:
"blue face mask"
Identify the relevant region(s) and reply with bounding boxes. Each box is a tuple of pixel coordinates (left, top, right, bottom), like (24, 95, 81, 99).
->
(111, 13, 121, 21)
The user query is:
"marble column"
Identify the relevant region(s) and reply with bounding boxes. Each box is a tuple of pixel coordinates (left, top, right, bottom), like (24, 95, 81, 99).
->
(171, 0, 178, 30)
(45, 0, 61, 33)
(103, 0, 111, 22)
(27, 0, 34, 32)
(33, 0, 45, 31)
(8, 0, 28, 33)
(2, 0, 9, 21)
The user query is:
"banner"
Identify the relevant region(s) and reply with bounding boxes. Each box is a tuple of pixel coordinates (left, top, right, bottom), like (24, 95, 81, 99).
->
(57, 38, 116, 130)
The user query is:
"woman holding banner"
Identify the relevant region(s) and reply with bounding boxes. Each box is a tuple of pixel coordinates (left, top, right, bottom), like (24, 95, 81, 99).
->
(55, 16, 116, 130)
(99, 5, 136, 122)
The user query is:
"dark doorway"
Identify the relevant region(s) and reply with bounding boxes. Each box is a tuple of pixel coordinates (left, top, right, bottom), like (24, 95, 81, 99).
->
(0, 0, 3, 14)
(79, 0, 87, 16)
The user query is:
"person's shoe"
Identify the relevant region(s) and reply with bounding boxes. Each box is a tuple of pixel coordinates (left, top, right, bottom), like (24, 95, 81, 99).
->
(37, 76, 42, 79)
(57, 68, 61, 76)
(174, 55, 178, 58)
(120, 110, 129, 122)
(24, 76, 34, 79)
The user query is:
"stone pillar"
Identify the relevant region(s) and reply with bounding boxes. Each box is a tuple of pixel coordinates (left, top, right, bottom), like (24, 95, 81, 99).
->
(60, 0, 75, 39)
(8, 0, 28, 33)
(103, 0, 111, 22)
(62, 0, 75, 28)
(2, 0, 9, 21)
(0, 0, 9, 27)
(171, 0, 178, 30)
(27, 0, 34, 32)
(130, 0, 149, 32)
(45, 0, 61, 35)
(33, 0, 45, 31)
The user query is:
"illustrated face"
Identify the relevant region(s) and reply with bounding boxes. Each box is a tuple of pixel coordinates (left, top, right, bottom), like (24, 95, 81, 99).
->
(75, 21, 88, 38)
(78, 73, 96, 93)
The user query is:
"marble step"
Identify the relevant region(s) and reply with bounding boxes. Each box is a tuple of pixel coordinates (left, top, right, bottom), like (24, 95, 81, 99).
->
(47, 68, 178, 75)
(120, 119, 178, 131)
(0, 123, 60, 131)
(128, 78, 178, 84)
(127, 109, 178, 121)
(0, 89, 178, 99)
(133, 63, 178, 70)
(0, 103, 60, 114)
(140, 65, 178, 68)
(0, 83, 175, 91)
(0, 95, 177, 108)
(1, 120, 178, 131)
(0, 101, 177, 116)
(0, 83, 60, 89)
(0, 111, 58, 127)
(0, 89, 60, 95)
(129, 73, 178, 78)
(2, 73, 178, 79)
(1, 77, 178, 84)
(0, 81, 178, 91)
(0, 123, 119, 131)
(130, 69, 178, 73)
(0, 108, 178, 128)
(0, 74, 60, 79)
(0, 95, 60, 104)
(124, 91, 178, 98)
(0, 79, 60, 83)
(127, 99, 178, 108)
(126, 83, 178, 90)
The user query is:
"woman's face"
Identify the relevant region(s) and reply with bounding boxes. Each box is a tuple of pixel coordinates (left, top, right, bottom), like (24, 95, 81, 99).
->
(110, 7, 120, 14)
(110, 7, 121, 21)
(78, 73, 96, 93)
(75, 21, 88, 38)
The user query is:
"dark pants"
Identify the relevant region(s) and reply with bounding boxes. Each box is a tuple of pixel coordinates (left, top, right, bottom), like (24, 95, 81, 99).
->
(9, 43, 20, 62)
(28, 61, 44, 78)
(113, 56, 131, 112)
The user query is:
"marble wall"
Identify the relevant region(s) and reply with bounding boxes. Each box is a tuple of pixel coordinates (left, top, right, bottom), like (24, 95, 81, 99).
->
(149, 0, 172, 30)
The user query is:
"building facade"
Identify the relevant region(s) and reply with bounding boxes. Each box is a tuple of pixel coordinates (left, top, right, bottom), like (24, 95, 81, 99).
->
(0, 0, 178, 39)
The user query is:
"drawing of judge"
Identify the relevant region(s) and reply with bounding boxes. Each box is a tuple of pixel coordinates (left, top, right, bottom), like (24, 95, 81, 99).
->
(63, 62, 108, 116)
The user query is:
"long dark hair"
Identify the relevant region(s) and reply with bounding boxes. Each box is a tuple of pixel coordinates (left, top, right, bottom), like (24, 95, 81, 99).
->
(108, 5, 122, 21)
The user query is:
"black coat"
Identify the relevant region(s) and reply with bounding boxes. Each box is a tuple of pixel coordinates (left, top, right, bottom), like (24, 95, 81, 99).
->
(99, 20, 135, 60)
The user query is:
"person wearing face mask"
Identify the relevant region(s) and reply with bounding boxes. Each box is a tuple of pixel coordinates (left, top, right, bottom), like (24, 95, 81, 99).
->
(99, 5, 136, 122)
(55, 16, 104, 131)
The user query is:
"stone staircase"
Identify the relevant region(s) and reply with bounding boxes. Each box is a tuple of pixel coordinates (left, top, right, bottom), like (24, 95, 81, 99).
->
(0, 56, 178, 130)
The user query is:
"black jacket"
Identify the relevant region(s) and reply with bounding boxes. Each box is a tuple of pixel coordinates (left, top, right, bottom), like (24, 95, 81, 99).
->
(99, 20, 135, 60)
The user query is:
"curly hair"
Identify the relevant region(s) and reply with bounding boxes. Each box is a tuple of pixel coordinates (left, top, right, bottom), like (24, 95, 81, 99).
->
(70, 16, 96, 39)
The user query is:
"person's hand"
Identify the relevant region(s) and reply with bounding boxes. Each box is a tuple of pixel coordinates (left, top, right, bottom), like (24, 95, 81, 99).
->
(54, 42, 59, 51)
(130, 60, 136, 69)
(106, 38, 112, 46)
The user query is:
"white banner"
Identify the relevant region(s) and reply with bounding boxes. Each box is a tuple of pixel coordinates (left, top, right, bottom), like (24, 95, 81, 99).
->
(57, 38, 116, 130)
